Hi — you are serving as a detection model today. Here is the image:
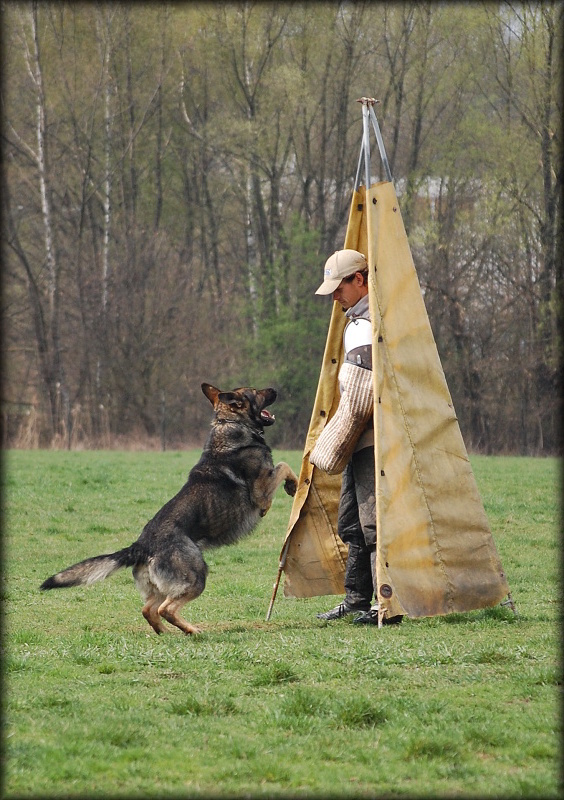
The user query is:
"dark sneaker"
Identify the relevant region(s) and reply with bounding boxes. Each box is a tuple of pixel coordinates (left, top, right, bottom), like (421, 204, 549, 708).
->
(353, 608, 403, 626)
(353, 608, 378, 625)
(316, 602, 367, 621)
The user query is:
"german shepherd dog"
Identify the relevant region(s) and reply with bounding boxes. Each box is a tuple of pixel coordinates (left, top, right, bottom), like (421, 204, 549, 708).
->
(40, 384, 298, 635)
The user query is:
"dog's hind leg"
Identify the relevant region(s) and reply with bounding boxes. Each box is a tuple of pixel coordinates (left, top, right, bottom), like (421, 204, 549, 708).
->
(149, 533, 208, 636)
(142, 594, 167, 634)
(133, 564, 168, 634)
(158, 594, 202, 635)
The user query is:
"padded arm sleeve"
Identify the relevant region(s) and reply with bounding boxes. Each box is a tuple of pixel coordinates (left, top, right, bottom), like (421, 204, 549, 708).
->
(309, 362, 374, 475)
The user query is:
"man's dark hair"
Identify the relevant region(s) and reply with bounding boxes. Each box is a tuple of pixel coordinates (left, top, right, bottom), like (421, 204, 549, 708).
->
(343, 269, 368, 286)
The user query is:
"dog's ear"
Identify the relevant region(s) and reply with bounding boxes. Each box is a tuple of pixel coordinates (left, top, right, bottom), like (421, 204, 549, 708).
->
(201, 383, 220, 406)
(218, 391, 242, 407)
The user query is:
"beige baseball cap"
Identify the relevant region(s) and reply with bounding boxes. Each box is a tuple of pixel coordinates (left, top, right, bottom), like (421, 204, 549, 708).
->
(315, 249, 368, 295)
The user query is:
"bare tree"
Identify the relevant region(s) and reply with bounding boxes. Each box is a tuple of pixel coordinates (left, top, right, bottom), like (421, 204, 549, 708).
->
(4, 4, 70, 441)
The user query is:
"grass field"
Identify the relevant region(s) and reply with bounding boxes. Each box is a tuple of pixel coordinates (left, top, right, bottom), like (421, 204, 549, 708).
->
(2, 450, 561, 798)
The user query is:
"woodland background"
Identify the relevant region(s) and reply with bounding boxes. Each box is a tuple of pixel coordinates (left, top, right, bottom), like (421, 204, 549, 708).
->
(2, 2, 562, 453)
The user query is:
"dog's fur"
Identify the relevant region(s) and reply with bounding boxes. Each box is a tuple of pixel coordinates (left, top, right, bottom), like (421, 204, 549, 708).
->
(40, 383, 298, 635)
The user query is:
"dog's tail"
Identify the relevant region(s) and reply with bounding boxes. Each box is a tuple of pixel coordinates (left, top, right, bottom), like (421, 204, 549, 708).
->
(40, 543, 143, 591)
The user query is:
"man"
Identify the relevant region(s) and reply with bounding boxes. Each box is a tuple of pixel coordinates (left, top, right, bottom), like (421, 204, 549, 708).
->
(311, 249, 402, 626)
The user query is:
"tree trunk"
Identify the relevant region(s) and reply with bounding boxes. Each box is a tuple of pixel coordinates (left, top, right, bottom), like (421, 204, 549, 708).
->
(28, 5, 67, 440)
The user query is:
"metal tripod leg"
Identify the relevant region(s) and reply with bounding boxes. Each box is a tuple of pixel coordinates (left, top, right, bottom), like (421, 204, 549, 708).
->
(369, 103, 392, 182)
(356, 97, 393, 186)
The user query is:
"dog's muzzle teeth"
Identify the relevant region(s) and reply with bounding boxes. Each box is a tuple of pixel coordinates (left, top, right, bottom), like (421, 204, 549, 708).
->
(260, 409, 275, 425)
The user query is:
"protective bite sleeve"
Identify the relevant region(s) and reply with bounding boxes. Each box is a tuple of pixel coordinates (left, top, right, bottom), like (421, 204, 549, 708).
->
(309, 362, 374, 475)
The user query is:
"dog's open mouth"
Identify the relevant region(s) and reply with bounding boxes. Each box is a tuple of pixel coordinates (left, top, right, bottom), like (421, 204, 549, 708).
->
(260, 409, 276, 426)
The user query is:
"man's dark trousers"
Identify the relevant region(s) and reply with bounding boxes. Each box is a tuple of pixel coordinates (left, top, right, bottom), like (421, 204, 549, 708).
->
(337, 446, 376, 611)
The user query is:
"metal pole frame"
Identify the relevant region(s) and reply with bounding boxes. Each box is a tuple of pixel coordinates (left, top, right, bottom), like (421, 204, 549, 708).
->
(354, 97, 393, 190)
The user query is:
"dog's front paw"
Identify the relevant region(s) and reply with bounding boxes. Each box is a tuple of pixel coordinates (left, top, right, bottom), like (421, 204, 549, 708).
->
(284, 478, 298, 497)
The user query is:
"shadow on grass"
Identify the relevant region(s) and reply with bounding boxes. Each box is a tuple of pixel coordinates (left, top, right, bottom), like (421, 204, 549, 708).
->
(421, 605, 520, 626)
(125, 605, 523, 639)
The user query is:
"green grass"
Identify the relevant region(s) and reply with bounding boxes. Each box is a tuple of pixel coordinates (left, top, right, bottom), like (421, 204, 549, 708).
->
(2, 450, 561, 797)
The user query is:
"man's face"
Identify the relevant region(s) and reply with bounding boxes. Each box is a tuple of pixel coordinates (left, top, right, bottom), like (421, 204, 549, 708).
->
(332, 272, 368, 310)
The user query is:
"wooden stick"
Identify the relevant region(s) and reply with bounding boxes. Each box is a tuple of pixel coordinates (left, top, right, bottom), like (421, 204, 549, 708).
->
(265, 538, 291, 621)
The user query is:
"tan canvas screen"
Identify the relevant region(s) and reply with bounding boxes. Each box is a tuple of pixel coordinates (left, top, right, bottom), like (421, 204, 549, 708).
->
(280, 182, 510, 620)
